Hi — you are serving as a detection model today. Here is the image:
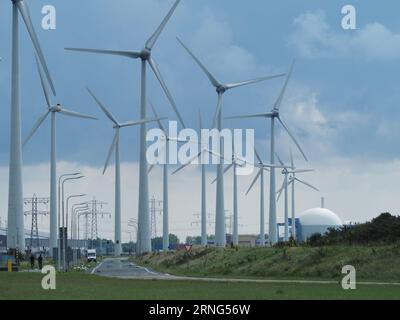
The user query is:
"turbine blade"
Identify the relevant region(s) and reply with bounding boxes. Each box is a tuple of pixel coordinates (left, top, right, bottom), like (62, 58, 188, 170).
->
(34, 56, 51, 109)
(212, 93, 223, 128)
(225, 112, 273, 120)
(198, 109, 203, 131)
(276, 179, 285, 201)
(290, 148, 294, 169)
(278, 116, 308, 161)
(212, 163, 234, 184)
(65, 48, 141, 59)
(177, 37, 220, 88)
(274, 60, 295, 110)
(103, 131, 119, 174)
(295, 178, 319, 192)
(254, 148, 263, 165)
(23, 110, 50, 146)
(60, 108, 98, 120)
(148, 100, 166, 132)
(225, 74, 285, 90)
(148, 164, 155, 174)
(86, 87, 118, 125)
(289, 169, 315, 174)
(17, 0, 56, 95)
(145, 0, 181, 50)
(148, 57, 186, 128)
(246, 169, 261, 195)
(119, 117, 163, 128)
(275, 152, 284, 167)
(171, 151, 202, 175)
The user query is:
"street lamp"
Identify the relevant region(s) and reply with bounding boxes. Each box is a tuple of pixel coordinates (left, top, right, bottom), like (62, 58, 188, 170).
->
(71, 203, 89, 241)
(62, 181, 84, 271)
(73, 205, 89, 247)
(57, 173, 80, 270)
(65, 194, 86, 239)
(58, 174, 84, 271)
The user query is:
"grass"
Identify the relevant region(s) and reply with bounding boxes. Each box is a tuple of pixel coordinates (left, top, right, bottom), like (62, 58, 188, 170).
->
(134, 245, 400, 282)
(0, 272, 399, 300)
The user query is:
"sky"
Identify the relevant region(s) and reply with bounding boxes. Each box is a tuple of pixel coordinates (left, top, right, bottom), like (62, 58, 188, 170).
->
(1, 0, 400, 242)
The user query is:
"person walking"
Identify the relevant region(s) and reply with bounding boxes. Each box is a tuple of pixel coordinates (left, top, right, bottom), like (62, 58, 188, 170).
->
(30, 253, 35, 270)
(38, 254, 43, 270)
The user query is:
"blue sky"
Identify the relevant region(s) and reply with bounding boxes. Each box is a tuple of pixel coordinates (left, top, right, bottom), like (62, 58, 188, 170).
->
(1, 0, 400, 165)
(1, 0, 400, 239)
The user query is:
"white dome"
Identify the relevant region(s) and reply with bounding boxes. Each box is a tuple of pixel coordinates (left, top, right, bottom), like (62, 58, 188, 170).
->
(299, 208, 343, 226)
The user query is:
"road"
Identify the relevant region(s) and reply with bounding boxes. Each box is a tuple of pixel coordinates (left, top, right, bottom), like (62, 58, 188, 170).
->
(90, 257, 171, 279)
(91, 258, 400, 286)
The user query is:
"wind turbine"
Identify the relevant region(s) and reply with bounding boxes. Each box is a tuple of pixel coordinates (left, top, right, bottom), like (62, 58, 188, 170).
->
(172, 111, 223, 246)
(8, 0, 56, 250)
(87, 88, 161, 256)
(66, 0, 185, 253)
(226, 61, 307, 245)
(211, 142, 246, 246)
(147, 101, 186, 251)
(23, 58, 96, 254)
(276, 152, 314, 241)
(177, 37, 284, 247)
(244, 149, 286, 246)
(277, 150, 318, 240)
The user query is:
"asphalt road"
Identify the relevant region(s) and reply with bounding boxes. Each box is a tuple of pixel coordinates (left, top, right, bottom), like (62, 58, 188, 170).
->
(90, 257, 171, 279)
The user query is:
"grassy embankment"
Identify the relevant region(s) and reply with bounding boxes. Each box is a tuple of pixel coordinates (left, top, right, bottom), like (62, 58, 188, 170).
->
(134, 244, 400, 282)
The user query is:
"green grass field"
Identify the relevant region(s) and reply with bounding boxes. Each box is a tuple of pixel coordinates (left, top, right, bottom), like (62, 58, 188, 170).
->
(0, 272, 399, 300)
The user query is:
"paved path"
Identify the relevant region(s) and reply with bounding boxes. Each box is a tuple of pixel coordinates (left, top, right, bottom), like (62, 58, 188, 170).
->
(91, 258, 400, 286)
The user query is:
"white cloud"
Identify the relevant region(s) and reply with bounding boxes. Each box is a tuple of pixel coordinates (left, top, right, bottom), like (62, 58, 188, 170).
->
(290, 10, 400, 60)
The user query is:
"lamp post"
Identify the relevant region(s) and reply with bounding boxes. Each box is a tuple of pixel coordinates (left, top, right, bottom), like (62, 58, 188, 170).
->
(66, 197, 86, 250)
(73, 206, 89, 247)
(57, 173, 80, 270)
(71, 203, 89, 244)
(58, 174, 84, 271)
(62, 180, 84, 271)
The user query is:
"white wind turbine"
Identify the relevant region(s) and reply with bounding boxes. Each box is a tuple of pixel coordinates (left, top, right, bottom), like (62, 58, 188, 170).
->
(8, 0, 56, 250)
(277, 150, 318, 240)
(23, 58, 96, 253)
(172, 111, 224, 246)
(147, 101, 187, 251)
(177, 37, 284, 247)
(211, 142, 247, 246)
(244, 149, 286, 246)
(87, 88, 160, 256)
(226, 61, 307, 245)
(66, 0, 185, 253)
(275, 152, 314, 241)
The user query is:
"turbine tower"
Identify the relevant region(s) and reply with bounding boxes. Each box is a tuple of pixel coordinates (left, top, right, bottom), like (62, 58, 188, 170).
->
(177, 37, 284, 247)
(172, 111, 223, 246)
(276, 152, 314, 241)
(87, 88, 160, 256)
(8, 0, 56, 250)
(211, 141, 246, 246)
(277, 150, 318, 240)
(66, 0, 185, 253)
(244, 149, 284, 246)
(226, 61, 307, 245)
(148, 101, 186, 251)
(23, 59, 97, 253)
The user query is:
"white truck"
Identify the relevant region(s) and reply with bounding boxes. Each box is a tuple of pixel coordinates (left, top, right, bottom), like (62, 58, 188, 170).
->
(87, 249, 97, 263)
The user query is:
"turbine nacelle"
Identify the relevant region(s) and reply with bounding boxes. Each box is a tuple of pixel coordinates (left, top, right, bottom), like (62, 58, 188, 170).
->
(139, 48, 151, 61)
